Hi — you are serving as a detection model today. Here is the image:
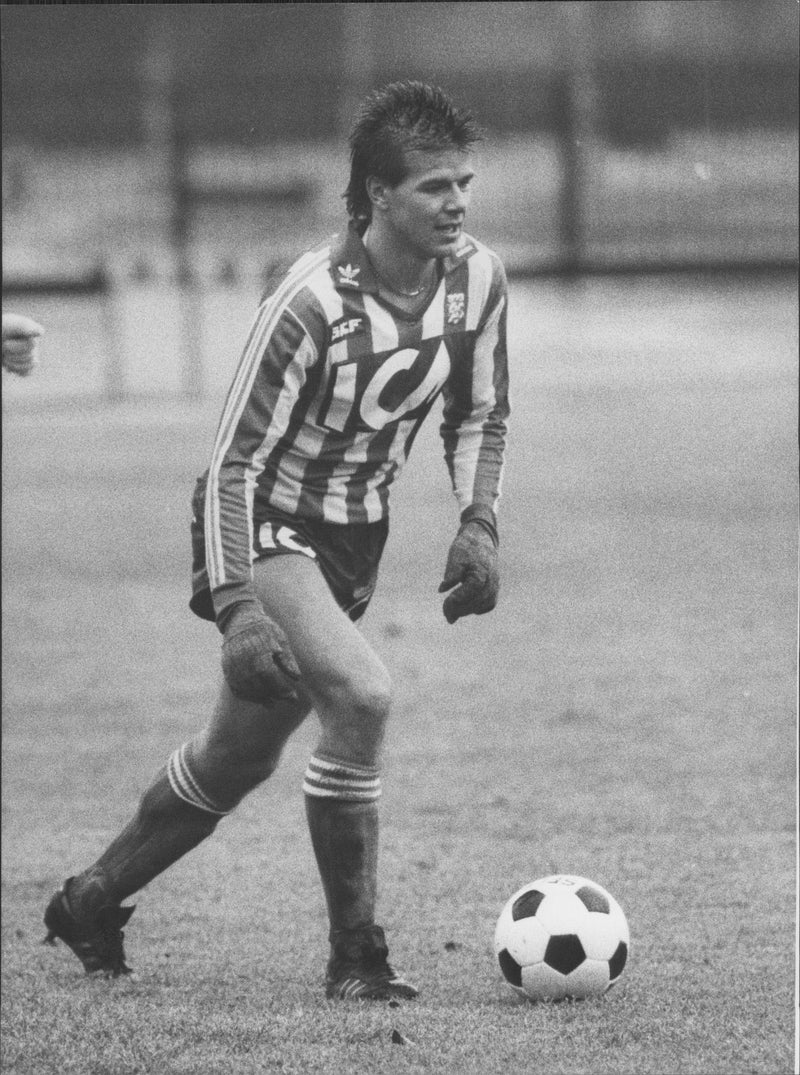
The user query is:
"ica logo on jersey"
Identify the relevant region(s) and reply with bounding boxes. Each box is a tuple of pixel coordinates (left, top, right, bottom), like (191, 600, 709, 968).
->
(320, 340, 450, 433)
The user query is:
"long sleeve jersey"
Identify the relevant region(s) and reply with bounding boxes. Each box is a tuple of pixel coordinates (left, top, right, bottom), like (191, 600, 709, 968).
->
(204, 221, 510, 619)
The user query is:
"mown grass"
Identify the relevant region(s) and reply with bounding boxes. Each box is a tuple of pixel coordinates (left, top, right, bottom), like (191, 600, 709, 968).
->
(2, 276, 796, 1074)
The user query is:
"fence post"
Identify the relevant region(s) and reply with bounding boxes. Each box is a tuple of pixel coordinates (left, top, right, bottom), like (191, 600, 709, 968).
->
(102, 260, 127, 402)
(555, 1, 601, 275)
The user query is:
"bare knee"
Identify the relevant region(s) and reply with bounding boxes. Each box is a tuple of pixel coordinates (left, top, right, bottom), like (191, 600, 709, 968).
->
(322, 665, 392, 723)
(313, 667, 393, 765)
(352, 671, 393, 725)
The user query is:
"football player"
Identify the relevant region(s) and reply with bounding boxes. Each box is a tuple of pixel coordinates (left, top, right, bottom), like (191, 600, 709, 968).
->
(44, 81, 510, 1000)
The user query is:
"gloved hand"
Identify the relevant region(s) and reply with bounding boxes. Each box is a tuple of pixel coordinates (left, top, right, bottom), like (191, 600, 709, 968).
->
(2, 313, 43, 377)
(438, 521, 499, 624)
(219, 602, 301, 702)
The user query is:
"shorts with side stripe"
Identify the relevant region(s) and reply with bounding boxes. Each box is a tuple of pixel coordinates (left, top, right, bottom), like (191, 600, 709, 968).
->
(189, 471, 389, 624)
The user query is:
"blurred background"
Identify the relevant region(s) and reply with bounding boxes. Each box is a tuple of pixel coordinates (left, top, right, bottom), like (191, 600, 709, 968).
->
(2, 0, 798, 403)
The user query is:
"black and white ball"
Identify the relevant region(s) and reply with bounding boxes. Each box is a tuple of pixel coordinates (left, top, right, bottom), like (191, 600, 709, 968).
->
(494, 874, 629, 1001)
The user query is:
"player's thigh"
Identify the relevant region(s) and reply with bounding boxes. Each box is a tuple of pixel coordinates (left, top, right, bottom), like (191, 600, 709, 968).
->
(252, 555, 392, 728)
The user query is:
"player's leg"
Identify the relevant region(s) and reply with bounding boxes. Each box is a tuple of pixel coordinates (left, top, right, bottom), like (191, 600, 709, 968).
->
(254, 555, 418, 999)
(85, 685, 308, 900)
(44, 674, 309, 976)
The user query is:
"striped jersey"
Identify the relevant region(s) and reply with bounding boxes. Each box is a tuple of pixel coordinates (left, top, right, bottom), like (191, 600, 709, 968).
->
(203, 221, 510, 617)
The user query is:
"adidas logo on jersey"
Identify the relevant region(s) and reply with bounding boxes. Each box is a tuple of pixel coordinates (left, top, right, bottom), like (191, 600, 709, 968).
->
(331, 317, 365, 342)
(337, 263, 361, 287)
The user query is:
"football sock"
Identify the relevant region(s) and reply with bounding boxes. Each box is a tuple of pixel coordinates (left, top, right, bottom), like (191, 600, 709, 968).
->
(70, 744, 229, 910)
(303, 755, 381, 936)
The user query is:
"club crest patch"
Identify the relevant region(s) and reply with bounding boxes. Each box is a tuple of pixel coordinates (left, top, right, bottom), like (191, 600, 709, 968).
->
(446, 292, 466, 324)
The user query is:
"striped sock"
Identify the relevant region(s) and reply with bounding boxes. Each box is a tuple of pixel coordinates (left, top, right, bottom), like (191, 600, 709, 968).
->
(302, 755, 381, 802)
(304, 760, 381, 932)
(88, 752, 224, 903)
(167, 743, 230, 816)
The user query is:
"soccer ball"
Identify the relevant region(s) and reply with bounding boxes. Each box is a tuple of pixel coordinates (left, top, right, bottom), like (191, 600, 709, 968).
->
(494, 874, 629, 1001)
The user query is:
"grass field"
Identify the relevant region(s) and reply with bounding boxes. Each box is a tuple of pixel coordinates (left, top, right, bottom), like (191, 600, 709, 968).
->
(1, 275, 797, 1074)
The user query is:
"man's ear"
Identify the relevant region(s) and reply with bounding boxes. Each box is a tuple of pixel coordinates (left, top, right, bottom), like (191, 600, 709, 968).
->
(366, 175, 389, 211)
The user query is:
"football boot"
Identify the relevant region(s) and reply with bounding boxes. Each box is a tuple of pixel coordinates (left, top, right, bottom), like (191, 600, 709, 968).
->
(325, 924, 418, 1000)
(43, 876, 135, 978)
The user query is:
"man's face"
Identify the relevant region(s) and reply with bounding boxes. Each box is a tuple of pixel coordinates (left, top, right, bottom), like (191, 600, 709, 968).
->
(375, 148, 475, 260)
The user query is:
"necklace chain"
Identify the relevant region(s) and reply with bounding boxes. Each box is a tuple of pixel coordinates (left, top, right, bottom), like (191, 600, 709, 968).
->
(375, 269, 429, 297)
(363, 231, 433, 297)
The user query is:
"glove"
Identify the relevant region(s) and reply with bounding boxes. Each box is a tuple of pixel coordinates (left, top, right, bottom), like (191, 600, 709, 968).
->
(2, 313, 43, 377)
(219, 602, 301, 702)
(438, 520, 499, 624)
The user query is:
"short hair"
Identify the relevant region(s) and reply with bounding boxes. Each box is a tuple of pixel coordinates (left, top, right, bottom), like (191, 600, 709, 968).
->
(344, 81, 481, 222)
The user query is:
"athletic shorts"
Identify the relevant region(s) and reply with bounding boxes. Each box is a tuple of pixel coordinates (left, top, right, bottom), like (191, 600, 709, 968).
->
(189, 472, 389, 624)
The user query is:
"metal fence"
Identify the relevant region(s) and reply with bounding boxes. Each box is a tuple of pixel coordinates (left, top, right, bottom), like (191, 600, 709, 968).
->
(2, 2, 797, 404)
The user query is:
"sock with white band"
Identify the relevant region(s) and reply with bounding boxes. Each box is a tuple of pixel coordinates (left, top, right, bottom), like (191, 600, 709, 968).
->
(73, 744, 228, 908)
(302, 755, 382, 803)
(304, 754, 382, 935)
(167, 743, 231, 816)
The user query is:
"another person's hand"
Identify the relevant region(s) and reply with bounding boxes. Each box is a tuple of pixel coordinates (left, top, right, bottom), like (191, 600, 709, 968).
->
(2, 313, 44, 377)
(439, 521, 499, 624)
(219, 602, 301, 702)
